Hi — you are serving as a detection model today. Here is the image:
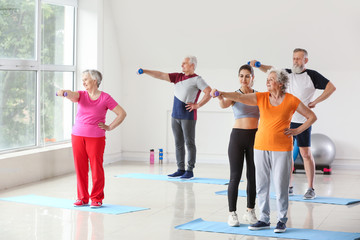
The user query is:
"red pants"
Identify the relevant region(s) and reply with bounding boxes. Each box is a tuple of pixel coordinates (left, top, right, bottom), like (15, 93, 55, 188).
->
(72, 135, 106, 203)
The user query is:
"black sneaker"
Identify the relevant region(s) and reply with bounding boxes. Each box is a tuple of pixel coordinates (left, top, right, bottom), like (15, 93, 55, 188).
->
(180, 171, 194, 179)
(274, 221, 286, 233)
(248, 221, 270, 230)
(167, 170, 185, 178)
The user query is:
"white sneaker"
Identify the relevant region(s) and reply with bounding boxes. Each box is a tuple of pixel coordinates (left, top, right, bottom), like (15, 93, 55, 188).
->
(243, 209, 258, 224)
(228, 211, 240, 227)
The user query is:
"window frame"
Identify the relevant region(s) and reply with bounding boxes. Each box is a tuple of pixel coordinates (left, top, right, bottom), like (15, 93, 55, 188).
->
(0, 0, 78, 153)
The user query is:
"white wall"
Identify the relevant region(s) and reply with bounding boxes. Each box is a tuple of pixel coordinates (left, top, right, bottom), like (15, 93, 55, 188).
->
(75, 0, 125, 163)
(106, 0, 360, 167)
(102, 0, 124, 159)
(78, 0, 124, 162)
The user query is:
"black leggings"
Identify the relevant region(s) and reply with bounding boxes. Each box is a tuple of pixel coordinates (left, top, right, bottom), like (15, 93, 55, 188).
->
(228, 128, 257, 211)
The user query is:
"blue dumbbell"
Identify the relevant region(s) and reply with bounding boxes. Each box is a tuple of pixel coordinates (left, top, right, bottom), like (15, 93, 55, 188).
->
(137, 68, 144, 74)
(247, 61, 261, 68)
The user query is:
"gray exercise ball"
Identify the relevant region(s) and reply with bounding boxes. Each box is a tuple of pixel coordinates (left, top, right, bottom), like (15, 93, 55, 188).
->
(311, 133, 336, 165)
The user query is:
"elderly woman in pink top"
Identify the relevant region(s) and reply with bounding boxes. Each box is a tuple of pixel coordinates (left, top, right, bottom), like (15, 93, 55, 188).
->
(57, 69, 126, 208)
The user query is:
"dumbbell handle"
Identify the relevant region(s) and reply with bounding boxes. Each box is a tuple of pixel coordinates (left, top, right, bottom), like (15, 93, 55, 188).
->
(248, 61, 261, 68)
(56, 92, 68, 97)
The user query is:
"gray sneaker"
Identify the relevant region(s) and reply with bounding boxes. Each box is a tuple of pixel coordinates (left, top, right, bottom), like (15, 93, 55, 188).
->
(289, 186, 294, 196)
(303, 188, 316, 200)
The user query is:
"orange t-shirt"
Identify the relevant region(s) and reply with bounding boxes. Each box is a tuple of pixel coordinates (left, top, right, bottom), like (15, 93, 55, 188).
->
(254, 92, 301, 151)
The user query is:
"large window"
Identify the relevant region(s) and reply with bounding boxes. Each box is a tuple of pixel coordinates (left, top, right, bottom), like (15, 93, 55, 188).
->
(0, 0, 36, 60)
(0, 71, 36, 149)
(0, 0, 77, 152)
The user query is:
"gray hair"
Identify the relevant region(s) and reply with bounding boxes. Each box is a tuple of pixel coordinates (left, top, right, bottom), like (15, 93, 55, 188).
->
(185, 55, 197, 70)
(268, 68, 289, 93)
(293, 48, 308, 58)
(83, 69, 103, 87)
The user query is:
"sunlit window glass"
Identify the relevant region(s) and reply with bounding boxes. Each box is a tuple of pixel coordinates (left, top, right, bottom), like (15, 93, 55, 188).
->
(0, 0, 36, 60)
(42, 4, 75, 65)
(40, 71, 73, 145)
(0, 71, 36, 151)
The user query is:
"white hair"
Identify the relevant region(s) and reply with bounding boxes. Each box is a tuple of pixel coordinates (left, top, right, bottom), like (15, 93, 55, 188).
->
(268, 68, 289, 93)
(185, 55, 197, 70)
(83, 69, 103, 87)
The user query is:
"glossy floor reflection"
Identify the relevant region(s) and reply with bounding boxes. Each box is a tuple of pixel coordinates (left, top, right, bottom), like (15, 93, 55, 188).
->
(0, 161, 359, 240)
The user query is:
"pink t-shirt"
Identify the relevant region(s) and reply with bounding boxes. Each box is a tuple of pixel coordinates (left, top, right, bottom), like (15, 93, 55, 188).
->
(72, 91, 118, 137)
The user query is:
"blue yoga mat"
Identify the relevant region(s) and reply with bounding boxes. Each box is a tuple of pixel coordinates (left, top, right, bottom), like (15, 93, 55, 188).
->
(115, 173, 230, 185)
(0, 195, 149, 215)
(215, 190, 360, 205)
(175, 218, 360, 240)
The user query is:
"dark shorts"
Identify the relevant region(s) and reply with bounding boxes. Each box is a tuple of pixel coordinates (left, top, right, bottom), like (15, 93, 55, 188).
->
(290, 122, 312, 147)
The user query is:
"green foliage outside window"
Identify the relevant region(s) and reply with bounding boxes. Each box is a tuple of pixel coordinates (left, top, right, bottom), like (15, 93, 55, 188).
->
(0, 0, 75, 151)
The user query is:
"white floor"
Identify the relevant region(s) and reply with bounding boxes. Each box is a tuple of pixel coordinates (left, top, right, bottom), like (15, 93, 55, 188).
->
(0, 161, 359, 240)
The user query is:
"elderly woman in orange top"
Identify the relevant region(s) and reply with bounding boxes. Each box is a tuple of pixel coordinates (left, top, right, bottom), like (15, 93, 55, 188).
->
(211, 69, 316, 233)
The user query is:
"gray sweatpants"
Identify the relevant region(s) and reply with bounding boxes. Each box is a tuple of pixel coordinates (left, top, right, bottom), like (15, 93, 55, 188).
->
(254, 149, 292, 223)
(171, 117, 197, 171)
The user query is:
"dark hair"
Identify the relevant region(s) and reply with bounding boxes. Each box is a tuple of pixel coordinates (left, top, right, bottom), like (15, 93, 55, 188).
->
(238, 64, 254, 76)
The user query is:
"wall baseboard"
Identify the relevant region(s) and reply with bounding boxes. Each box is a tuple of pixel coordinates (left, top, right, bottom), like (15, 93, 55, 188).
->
(1, 149, 358, 191)
(120, 151, 360, 169)
(332, 158, 360, 170)
(120, 151, 229, 164)
(0, 148, 122, 190)
(0, 146, 74, 190)
(104, 152, 122, 164)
